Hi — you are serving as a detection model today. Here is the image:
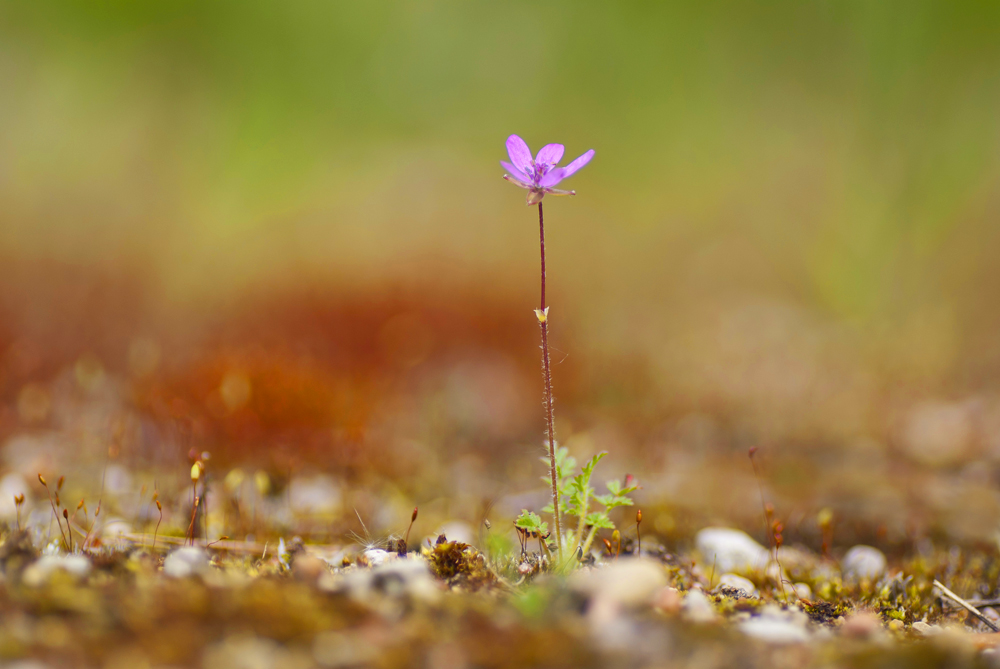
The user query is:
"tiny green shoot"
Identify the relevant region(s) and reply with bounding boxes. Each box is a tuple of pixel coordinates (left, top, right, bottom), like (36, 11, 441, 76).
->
(532, 447, 638, 566)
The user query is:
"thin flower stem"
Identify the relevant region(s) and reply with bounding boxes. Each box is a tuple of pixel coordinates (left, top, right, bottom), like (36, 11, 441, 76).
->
(537, 201, 563, 554)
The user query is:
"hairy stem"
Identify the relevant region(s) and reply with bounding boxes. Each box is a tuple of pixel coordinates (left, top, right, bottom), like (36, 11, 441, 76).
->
(537, 201, 563, 554)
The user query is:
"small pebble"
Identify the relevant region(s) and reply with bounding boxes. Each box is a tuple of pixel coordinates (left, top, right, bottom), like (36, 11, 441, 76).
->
(912, 621, 942, 636)
(842, 545, 886, 581)
(22, 554, 92, 586)
(739, 615, 809, 644)
(163, 546, 210, 578)
(682, 589, 718, 623)
(362, 548, 394, 567)
(570, 557, 668, 608)
(841, 611, 882, 638)
(292, 554, 327, 582)
(653, 587, 682, 614)
(717, 573, 757, 597)
(337, 556, 440, 604)
(695, 528, 769, 574)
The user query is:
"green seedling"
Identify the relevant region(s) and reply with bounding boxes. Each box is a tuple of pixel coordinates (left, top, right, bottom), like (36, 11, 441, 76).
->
(514, 511, 551, 560)
(520, 448, 638, 568)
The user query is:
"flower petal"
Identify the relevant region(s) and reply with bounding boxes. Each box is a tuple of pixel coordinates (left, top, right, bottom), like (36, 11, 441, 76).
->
(535, 143, 564, 166)
(503, 173, 532, 189)
(559, 149, 595, 178)
(506, 135, 533, 173)
(500, 160, 532, 184)
(538, 168, 565, 188)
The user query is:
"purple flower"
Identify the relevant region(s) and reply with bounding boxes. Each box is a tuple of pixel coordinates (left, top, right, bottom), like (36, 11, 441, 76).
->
(501, 135, 595, 206)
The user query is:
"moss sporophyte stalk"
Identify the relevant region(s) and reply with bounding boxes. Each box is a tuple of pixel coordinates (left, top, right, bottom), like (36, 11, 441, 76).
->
(501, 135, 637, 566)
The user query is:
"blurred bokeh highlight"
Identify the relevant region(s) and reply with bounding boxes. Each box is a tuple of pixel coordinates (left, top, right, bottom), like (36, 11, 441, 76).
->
(2, 1, 1000, 549)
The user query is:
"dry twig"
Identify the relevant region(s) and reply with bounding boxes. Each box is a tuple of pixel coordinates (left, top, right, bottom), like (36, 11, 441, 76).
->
(934, 580, 1000, 632)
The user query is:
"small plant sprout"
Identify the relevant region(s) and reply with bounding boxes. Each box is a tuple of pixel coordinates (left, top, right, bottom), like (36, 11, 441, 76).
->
(389, 506, 420, 556)
(501, 135, 594, 559)
(514, 510, 551, 560)
(514, 523, 528, 557)
(519, 448, 639, 567)
(748, 447, 788, 601)
(189, 460, 204, 546)
(636, 509, 642, 556)
(153, 498, 163, 551)
(14, 493, 24, 531)
(191, 461, 203, 500)
(62, 508, 73, 551)
(404, 507, 418, 549)
(199, 452, 211, 543)
(188, 496, 201, 546)
(38, 474, 69, 550)
(69, 499, 86, 548)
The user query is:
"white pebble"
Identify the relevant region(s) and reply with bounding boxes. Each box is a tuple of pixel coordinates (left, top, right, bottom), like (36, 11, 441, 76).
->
(571, 557, 668, 608)
(842, 545, 886, 581)
(717, 573, 757, 597)
(22, 554, 92, 586)
(163, 546, 210, 578)
(739, 616, 809, 644)
(695, 528, 769, 574)
(682, 589, 718, 623)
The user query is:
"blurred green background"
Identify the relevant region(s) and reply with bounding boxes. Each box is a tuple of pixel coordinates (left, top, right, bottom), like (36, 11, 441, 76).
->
(3, 1, 1000, 543)
(4, 1, 1000, 369)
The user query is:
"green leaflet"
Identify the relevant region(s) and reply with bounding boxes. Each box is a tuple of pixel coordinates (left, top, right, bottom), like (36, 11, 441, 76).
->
(515, 509, 548, 536)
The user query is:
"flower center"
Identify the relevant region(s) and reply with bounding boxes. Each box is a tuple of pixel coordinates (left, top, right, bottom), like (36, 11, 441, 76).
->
(528, 161, 552, 184)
